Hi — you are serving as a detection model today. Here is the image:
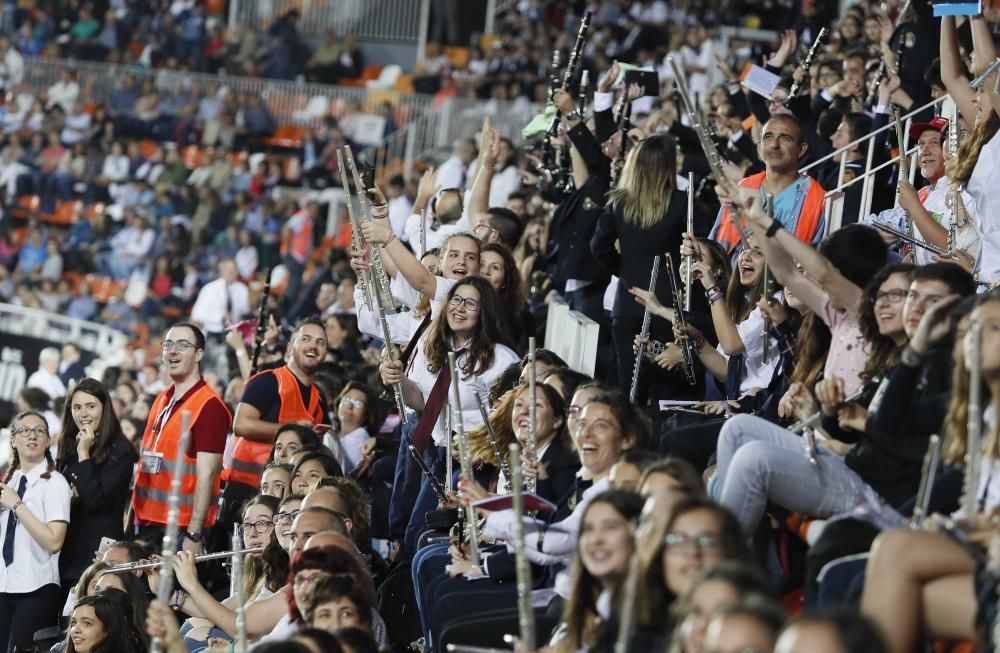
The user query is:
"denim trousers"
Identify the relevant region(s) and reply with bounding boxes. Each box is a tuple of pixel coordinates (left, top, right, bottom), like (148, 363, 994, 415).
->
(709, 414, 898, 535)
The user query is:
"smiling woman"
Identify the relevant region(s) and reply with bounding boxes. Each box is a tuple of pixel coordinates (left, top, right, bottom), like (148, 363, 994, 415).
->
(66, 590, 144, 653)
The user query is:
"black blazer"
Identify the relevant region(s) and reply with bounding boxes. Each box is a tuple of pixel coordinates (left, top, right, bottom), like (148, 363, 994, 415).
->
(58, 436, 139, 583)
(590, 192, 687, 320)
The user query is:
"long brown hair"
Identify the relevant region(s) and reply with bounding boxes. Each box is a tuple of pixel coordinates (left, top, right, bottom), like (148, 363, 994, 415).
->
(945, 110, 1000, 184)
(857, 263, 914, 382)
(725, 241, 768, 324)
(424, 276, 509, 376)
(607, 134, 678, 228)
(57, 378, 130, 467)
(466, 388, 517, 468)
(789, 312, 831, 387)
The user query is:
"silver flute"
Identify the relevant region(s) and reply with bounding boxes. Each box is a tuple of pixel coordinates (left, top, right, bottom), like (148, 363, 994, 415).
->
(340, 146, 408, 418)
(149, 410, 191, 653)
(614, 545, 642, 653)
(684, 172, 695, 312)
(963, 323, 983, 515)
(665, 253, 696, 386)
(789, 387, 867, 464)
(630, 256, 662, 402)
(762, 194, 775, 365)
(910, 434, 941, 529)
(231, 532, 248, 653)
(872, 223, 950, 257)
(107, 546, 267, 573)
(510, 444, 535, 652)
(526, 337, 538, 495)
(474, 391, 513, 485)
(449, 352, 481, 567)
(892, 108, 914, 242)
(337, 147, 374, 312)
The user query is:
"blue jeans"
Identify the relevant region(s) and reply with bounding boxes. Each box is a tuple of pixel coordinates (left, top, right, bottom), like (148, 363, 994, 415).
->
(388, 414, 419, 541)
(411, 542, 450, 643)
(710, 414, 901, 535)
(404, 446, 447, 554)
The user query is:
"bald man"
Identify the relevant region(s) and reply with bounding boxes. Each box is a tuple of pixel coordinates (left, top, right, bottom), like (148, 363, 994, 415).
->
(288, 507, 348, 558)
(301, 486, 354, 533)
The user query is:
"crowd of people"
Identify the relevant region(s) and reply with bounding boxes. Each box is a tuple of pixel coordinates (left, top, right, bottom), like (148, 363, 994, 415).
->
(3, 0, 1000, 653)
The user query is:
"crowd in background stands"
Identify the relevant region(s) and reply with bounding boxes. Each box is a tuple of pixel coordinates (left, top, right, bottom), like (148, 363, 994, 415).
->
(4, 0, 1000, 652)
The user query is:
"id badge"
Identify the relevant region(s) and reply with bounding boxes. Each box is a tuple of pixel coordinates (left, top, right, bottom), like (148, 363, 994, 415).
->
(142, 451, 164, 474)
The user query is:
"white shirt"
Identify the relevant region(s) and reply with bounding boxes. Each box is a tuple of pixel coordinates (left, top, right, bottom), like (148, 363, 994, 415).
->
(0, 464, 71, 593)
(190, 277, 251, 334)
(60, 111, 92, 146)
(488, 164, 521, 207)
(717, 304, 779, 395)
(483, 475, 610, 567)
(388, 194, 413, 240)
(26, 368, 65, 401)
(679, 41, 712, 95)
(406, 334, 519, 446)
(46, 81, 79, 113)
(434, 155, 468, 190)
(332, 426, 370, 471)
(966, 129, 1000, 283)
(915, 176, 980, 267)
(101, 154, 130, 183)
(235, 246, 259, 280)
(403, 207, 472, 258)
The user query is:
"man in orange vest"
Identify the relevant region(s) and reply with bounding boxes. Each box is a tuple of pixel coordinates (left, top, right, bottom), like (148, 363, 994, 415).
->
(281, 201, 319, 306)
(132, 322, 230, 553)
(219, 317, 329, 532)
(712, 115, 827, 253)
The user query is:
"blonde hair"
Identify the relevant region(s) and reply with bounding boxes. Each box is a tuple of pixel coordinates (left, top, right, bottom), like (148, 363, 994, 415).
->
(945, 110, 1000, 184)
(607, 134, 677, 228)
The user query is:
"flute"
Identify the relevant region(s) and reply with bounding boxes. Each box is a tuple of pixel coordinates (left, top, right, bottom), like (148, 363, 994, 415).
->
(872, 223, 950, 257)
(788, 27, 829, 99)
(249, 268, 271, 376)
(684, 172, 695, 313)
(910, 434, 941, 529)
(449, 352, 481, 567)
(762, 194, 774, 365)
(526, 337, 538, 495)
(231, 532, 248, 653)
(892, 108, 914, 244)
(107, 546, 267, 573)
(614, 545, 642, 653)
(963, 323, 983, 515)
(407, 445, 449, 504)
(664, 253, 696, 386)
(337, 148, 375, 312)
(630, 256, 662, 402)
(510, 444, 535, 652)
(474, 391, 513, 485)
(789, 387, 867, 465)
(150, 411, 191, 653)
(668, 56, 751, 253)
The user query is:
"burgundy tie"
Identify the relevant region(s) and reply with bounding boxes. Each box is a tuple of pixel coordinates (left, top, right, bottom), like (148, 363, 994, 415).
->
(410, 364, 451, 453)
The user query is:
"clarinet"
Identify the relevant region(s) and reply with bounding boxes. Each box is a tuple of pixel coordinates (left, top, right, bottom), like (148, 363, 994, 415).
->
(762, 195, 774, 365)
(509, 444, 535, 652)
(630, 256, 662, 402)
(910, 434, 942, 529)
(546, 11, 593, 139)
(665, 253, 696, 386)
(249, 269, 271, 376)
(788, 27, 829, 99)
(611, 95, 632, 184)
(231, 532, 248, 653)
(449, 352, 481, 567)
(407, 445, 449, 503)
(963, 323, 983, 515)
(150, 411, 192, 653)
(541, 50, 562, 179)
(865, 0, 913, 107)
(474, 392, 513, 486)
(668, 56, 751, 253)
(526, 337, 538, 494)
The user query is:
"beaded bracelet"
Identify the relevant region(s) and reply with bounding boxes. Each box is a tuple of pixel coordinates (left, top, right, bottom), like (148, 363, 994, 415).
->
(381, 233, 397, 248)
(708, 288, 725, 304)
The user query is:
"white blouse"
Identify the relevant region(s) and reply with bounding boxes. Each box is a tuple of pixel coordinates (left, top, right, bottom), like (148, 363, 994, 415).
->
(0, 464, 71, 593)
(965, 129, 1000, 283)
(716, 303, 779, 395)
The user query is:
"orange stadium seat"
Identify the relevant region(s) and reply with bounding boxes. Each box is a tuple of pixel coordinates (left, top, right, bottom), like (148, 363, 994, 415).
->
(86, 202, 106, 221)
(139, 139, 159, 159)
(48, 200, 82, 226)
(10, 194, 39, 220)
(445, 47, 469, 68)
(264, 125, 307, 149)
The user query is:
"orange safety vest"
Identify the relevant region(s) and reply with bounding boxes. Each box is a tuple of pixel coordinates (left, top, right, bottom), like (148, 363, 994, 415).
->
(280, 209, 313, 263)
(133, 383, 231, 528)
(227, 365, 324, 487)
(716, 172, 826, 253)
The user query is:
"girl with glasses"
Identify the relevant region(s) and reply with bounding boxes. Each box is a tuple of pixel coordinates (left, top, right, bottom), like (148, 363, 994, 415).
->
(329, 382, 381, 475)
(171, 494, 290, 650)
(0, 410, 71, 653)
(55, 378, 139, 593)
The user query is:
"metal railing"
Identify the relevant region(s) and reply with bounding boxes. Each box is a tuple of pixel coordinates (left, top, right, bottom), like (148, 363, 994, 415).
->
(228, 0, 426, 41)
(802, 95, 950, 233)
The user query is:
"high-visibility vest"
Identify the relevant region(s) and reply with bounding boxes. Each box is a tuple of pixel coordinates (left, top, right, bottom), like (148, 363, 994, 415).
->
(716, 172, 826, 253)
(227, 365, 324, 487)
(280, 209, 313, 263)
(133, 383, 231, 527)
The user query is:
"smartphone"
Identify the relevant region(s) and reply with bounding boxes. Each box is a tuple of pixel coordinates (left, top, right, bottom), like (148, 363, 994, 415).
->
(624, 69, 660, 97)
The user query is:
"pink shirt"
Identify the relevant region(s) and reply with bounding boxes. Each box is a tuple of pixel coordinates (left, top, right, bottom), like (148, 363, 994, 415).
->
(821, 297, 868, 394)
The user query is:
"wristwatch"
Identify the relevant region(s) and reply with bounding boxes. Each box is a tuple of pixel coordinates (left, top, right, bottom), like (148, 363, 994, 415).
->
(184, 531, 203, 543)
(566, 110, 582, 123)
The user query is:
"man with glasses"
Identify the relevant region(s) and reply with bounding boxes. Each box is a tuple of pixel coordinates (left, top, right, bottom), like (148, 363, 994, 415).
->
(220, 317, 329, 547)
(897, 116, 979, 268)
(131, 322, 230, 553)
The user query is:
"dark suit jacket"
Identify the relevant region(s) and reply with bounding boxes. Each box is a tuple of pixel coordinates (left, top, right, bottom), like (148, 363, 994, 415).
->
(590, 192, 687, 320)
(58, 436, 139, 583)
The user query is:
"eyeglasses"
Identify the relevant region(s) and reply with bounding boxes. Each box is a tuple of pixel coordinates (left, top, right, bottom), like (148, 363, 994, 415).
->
(273, 509, 301, 526)
(12, 426, 48, 439)
(874, 288, 908, 305)
(449, 294, 480, 312)
(161, 340, 197, 352)
(339, 397, 366, 410)
(664, 532, 722, 553)
(241, 518, 274, 534)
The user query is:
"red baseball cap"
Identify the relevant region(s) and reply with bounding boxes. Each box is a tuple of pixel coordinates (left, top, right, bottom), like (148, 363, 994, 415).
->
(908, 116, 949, 142)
